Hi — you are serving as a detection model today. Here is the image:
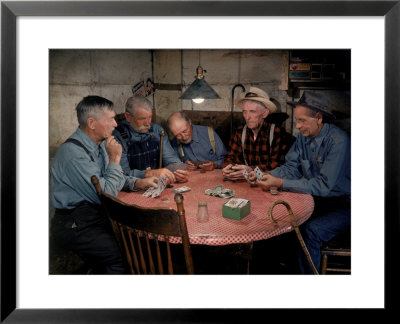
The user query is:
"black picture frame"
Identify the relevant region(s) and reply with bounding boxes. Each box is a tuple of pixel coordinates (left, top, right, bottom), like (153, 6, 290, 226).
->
(1, 1, 398, 322)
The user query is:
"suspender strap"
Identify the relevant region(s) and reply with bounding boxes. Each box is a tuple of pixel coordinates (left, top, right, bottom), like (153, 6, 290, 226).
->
(207, 127, 216, 155)
(178, 126, 216, 162)
(178, 143, 185, 162)
(241, 126, 248, 166)
(269, 124, 275, 147)
(241, 123, 275, 167)
(64, 138, 94, 162)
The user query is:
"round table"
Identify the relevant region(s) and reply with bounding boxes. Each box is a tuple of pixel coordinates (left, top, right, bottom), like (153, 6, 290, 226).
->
(118, 169, 314, 246)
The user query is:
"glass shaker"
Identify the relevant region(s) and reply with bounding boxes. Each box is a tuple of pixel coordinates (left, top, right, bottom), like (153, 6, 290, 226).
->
(196, 201, 210, 223)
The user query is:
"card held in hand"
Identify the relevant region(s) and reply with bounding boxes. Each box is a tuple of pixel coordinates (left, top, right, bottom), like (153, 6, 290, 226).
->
(142, 176, 168, 198)
(242, 169, 250, 183)
(151, 176, 167, 198)
(254, 166, 263, 180)
(142, 187, 156, 197)
(165, 162, 188, 172)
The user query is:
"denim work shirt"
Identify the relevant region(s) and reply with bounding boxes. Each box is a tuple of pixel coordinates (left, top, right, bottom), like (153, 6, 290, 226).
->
(171, 125, 227, 168)
(50, 127, 137, 209)
(113, 120, 181, 178)
(270, 123, 350, 197)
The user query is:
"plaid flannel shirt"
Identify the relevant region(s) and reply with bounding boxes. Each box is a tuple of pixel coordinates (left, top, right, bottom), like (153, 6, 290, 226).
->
(222, 120, 293, 171)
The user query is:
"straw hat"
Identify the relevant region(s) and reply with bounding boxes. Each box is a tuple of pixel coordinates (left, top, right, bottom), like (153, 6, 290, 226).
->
(236, 87, 277, 113)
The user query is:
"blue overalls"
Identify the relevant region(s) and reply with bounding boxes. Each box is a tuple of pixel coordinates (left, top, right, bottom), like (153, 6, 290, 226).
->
(116, 123, 160, 171)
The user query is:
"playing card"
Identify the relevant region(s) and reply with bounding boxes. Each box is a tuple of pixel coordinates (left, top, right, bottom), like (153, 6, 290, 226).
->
(142, 177, 168, 198)
(254, 166, 263, 180)
(165, 162, 189, 172)
(142, 187, 156, 197)
(225, 198, 249, 208)
(243, 169, 250, 182)
(159, 176, 168, 189)
(172, 186, 191, 194)
(192, 161, 207, 167)
(151, 177, 167, 198)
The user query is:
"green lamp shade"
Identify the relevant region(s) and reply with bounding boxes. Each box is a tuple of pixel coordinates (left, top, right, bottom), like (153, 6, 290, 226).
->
(179, 78, 220, 100)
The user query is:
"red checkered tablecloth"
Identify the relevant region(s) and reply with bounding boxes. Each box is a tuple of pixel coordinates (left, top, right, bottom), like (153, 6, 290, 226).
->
(118, 170, 314, 246)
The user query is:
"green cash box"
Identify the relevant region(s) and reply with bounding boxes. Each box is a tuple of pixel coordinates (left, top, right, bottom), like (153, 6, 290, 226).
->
(222, 198, 251, 220)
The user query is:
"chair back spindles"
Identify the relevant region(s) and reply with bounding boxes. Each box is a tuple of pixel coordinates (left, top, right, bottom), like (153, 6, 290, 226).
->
(154, 236, 164, 274)
(165, 238, 173, 274)
(135, 232, 147, 274)
(145, 235, 156, 274)
(127, 229, 140, 274)
(320, 230, 351, 274)
(91, 175, 194, 275)
(119, 224, 135, 274)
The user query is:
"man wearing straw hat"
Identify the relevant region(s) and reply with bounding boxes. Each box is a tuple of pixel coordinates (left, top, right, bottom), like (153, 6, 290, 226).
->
(252, 91, 351, 274)
(222, 86, 293, 181)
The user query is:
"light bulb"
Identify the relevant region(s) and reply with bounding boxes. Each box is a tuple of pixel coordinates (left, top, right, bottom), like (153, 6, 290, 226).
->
(192, 98, 204, 104)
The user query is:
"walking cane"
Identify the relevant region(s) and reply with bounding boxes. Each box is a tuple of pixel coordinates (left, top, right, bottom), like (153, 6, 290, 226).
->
(159, 130, 164, 169)
(268, 200, 319, 274)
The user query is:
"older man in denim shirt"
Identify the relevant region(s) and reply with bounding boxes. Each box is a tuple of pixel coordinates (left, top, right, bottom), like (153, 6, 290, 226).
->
(252, 91, 350, 274)
(168, 112, 227, 171)
(51, 96, 158, 274)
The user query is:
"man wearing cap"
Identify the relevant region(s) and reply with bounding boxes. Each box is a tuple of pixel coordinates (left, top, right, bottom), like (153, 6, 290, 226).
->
(222, 87, 293, 181)
(252, 91, 351, 274)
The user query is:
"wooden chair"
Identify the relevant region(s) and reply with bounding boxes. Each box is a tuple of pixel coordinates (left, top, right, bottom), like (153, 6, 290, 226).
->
(320, 231, 351, 274)
(91, 176, 195, 274)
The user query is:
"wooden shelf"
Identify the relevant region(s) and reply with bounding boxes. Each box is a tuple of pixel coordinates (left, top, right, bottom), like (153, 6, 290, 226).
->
(289, 79, 350, 90)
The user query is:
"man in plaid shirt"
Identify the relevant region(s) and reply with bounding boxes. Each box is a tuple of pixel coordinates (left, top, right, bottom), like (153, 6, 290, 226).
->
(222, 87, 293, 181)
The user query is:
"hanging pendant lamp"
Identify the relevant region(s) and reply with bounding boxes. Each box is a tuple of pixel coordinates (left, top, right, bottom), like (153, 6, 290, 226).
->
(179, 65, 220, 103)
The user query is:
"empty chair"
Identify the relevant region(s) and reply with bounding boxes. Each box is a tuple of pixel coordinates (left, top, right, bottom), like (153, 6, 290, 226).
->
(91, 176, 194, 274)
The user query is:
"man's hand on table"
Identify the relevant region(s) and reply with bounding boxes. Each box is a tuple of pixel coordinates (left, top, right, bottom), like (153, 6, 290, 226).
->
(144, 168, 176, 184)
(222, 164, 249, 181)
(174, 169, 189, 183)
(185, 161, 198, 171)
(199, 161, 217, 171)
(134, 176, 158, 190)
(255, 173, 283, 192)
(186, 161, 217, 172)
(144, 167, 189, 184)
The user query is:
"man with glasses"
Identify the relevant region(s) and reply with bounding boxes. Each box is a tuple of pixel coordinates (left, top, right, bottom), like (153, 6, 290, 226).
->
(113, 96, 189, 184)
(168, 112, 227, 171)
(222, 87, 294, 181)
(251, 91, 351, 274)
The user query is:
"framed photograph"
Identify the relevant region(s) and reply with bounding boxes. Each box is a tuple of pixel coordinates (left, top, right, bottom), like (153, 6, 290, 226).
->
(1, 0, 398, 322)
